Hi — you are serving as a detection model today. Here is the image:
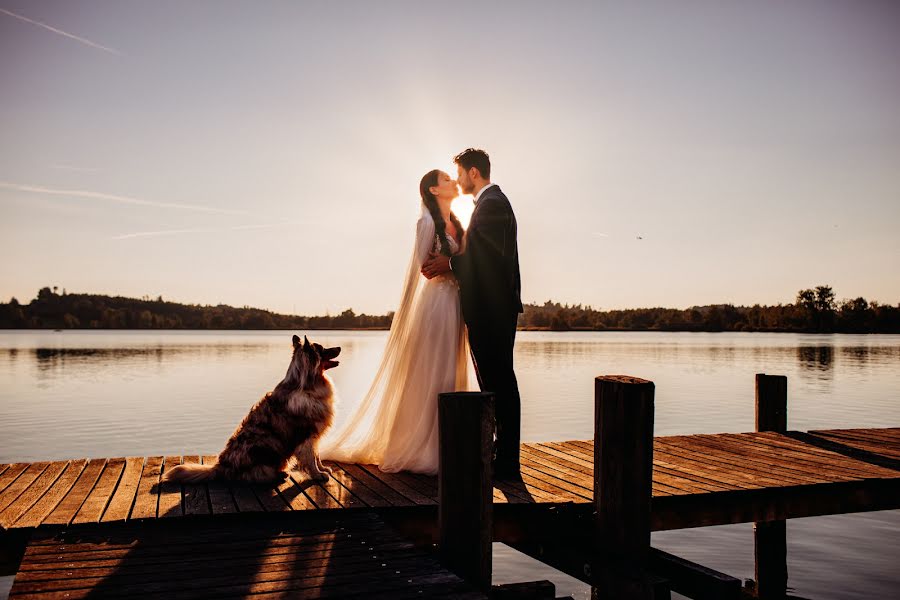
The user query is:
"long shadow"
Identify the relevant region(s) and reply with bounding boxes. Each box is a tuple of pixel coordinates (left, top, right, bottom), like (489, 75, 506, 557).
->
(785, 431, 900, 471)
(13, 461, 484, 598)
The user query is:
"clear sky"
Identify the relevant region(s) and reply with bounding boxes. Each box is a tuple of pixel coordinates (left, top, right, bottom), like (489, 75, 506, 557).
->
(2, 1, 898, 315)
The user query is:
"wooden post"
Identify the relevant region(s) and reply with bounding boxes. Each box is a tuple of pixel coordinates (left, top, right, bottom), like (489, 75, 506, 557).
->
(756, 373, 787, 433)
(438, 391, 495, 592)
(594, 375, 655, 563)
(754, 374, 788, 599)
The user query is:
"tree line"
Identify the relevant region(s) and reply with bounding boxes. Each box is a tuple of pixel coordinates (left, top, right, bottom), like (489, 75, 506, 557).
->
(1, 285, 897, 333)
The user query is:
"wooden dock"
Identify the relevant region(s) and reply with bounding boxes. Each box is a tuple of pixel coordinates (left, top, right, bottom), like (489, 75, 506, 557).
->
(8, 512, 491, 599)
(1, 374, 898, 599)
(1, 428, 897, 534)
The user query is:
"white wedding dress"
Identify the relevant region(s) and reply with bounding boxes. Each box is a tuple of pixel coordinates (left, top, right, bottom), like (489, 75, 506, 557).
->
(319, 207, 475, 474)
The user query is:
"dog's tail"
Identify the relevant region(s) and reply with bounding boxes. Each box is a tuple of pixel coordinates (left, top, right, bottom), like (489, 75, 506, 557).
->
(162, 463, 220, 483)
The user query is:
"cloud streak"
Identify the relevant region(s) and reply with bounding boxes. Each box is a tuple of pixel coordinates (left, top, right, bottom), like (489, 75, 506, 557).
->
(112, 221, 309, 240)
(51, 164, 102, 173)
(0, 8, 123, 55)
(0, 181, 246, 215)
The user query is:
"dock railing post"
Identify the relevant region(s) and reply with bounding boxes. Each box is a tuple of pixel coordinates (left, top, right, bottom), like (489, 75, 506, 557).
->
(754, 374, 788, 599)
(438, 391, 495, 592)
(594, 375, 659, 597)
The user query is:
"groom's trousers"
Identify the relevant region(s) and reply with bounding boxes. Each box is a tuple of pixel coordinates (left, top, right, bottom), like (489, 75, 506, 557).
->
(468, 313, 521, 476)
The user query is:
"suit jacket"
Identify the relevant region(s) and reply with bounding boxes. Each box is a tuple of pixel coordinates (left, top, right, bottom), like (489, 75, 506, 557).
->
(450, 184, 523, 326)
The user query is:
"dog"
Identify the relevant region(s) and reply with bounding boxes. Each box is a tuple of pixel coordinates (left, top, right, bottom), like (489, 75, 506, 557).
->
(162, 334, 340, 485)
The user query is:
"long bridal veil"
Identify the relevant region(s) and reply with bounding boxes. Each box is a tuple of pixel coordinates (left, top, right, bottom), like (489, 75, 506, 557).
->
(319, 205, 474, 471)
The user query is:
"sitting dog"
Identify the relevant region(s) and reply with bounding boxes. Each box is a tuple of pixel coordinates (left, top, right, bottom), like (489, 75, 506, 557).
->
(162, 334, 340, 484)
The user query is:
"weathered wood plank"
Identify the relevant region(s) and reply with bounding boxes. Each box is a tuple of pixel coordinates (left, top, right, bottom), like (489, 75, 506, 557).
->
(682, 435, 855, 484)
(0, 461, 67, 529)
(181, 455, 210, 516)
(100, 457, 143, 523)
(157, 455, 183, 518)
(359, 464, 437, 506)
(338, 463, 412, 506)
(324, 461, 386, 507)
(656, 439, 817, 487)
(0, 462, 49, 514)
(0, 463, 29, 497)
(14, 459, 88, 528)
(251, 481, 291, 512)
(42, 459, 106, 526)
(129, 456, 163, 520)
(201, 454, 237, 515)
(294, 477, 342, 510)
(72, 458, 125, 525)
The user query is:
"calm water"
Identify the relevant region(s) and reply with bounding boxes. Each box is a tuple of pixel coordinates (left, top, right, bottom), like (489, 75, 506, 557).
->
(1, 330, 899, 598)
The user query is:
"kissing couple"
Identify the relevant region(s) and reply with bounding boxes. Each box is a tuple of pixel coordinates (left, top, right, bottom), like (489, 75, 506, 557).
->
(319, 148, 524, 478)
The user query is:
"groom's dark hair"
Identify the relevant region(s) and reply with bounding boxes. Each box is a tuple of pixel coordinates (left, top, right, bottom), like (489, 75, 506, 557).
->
(454, 148, 491, 180)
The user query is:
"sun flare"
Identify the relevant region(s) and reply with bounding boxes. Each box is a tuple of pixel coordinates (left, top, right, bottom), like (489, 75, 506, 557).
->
(451, 195, 474, 230)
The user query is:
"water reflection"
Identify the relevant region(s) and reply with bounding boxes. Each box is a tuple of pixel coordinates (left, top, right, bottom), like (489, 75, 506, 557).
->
(797, 346, 834, 381)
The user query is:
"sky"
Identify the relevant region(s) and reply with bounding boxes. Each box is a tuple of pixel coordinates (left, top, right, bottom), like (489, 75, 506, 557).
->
(1, 0, 899, 315)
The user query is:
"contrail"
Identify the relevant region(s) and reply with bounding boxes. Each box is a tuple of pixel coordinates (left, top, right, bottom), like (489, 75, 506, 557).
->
(0, 181, 247, 215)
(112, 221, 308, 240)
(0, 8, 123, 55)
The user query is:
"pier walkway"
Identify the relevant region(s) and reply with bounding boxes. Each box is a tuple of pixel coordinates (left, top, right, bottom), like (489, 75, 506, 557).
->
(1, 428, 898, 535)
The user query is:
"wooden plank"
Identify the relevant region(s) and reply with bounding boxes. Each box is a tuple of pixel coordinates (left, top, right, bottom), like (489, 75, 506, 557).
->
(284, 472, 340, 510)
(720, 433, 887, 478)
(14, 459, 88, 528)
(129, 456, 163, 520)
(157, 455, 183, 518)
(100, 457, 144, 523)
(230, 482, 264, 513)
(810, 431, 900, 459)
(821, 428, 900, 445)
(72, 458, 126, 525)
(201, 454, 237, 515)
(323, 461, 386, 508)
(42, 459, 106, 526)
(272, 473, 317, 511)
(520, 459, 596, 499)
(252, 481, 291, 512)
(648, 547, 741, 600)
(0, 463, 29, 496)
(656, 439, 817, 487)
(686, 435, 858, 484)
(0, 462, 49, 514)
(740, 433, 897, 478)
(358, 465, 436, 506)
(0, 461, 67, 529)
(338, 463, 412, 506)
(181, 455, 210, 516)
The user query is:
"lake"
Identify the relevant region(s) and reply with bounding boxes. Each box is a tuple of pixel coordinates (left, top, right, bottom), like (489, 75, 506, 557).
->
(1, 330, 898, 599)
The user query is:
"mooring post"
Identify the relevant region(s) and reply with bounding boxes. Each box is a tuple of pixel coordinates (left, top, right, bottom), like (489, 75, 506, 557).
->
(594, 375, 660, 598)
(754, 374, 788, 599)
(438, 391, 495, 592)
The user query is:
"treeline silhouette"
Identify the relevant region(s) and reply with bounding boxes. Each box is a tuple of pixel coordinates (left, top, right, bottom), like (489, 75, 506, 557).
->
(1, 285, 898, 333)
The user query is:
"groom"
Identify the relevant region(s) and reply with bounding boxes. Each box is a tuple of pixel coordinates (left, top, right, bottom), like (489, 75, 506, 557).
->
(422, 148, 523, 478)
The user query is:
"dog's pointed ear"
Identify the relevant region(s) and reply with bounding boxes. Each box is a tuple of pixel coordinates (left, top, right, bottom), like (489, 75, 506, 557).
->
(303, 335, 311, 350)
(292, 334, 300, 347)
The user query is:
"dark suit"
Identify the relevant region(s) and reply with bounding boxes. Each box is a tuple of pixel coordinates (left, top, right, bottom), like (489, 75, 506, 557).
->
(450, 184, 523, 475)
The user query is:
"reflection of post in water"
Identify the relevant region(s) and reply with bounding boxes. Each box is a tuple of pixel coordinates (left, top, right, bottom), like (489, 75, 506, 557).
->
(797, 346, 834, 374)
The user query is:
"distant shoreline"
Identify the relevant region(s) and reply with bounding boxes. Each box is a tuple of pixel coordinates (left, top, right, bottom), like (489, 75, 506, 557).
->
(2, 287, 898, 334)
(2, 327, 896, 335)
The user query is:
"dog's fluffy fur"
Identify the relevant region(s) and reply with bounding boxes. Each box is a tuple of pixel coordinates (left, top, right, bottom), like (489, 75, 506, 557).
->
(162, 335, 340, 484)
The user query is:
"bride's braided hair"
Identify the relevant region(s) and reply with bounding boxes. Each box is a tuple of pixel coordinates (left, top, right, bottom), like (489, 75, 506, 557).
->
(419, 169, 463, 257)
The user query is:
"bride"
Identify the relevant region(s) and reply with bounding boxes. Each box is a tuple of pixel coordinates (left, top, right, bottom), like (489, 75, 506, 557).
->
(318, 169, 475, 474)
